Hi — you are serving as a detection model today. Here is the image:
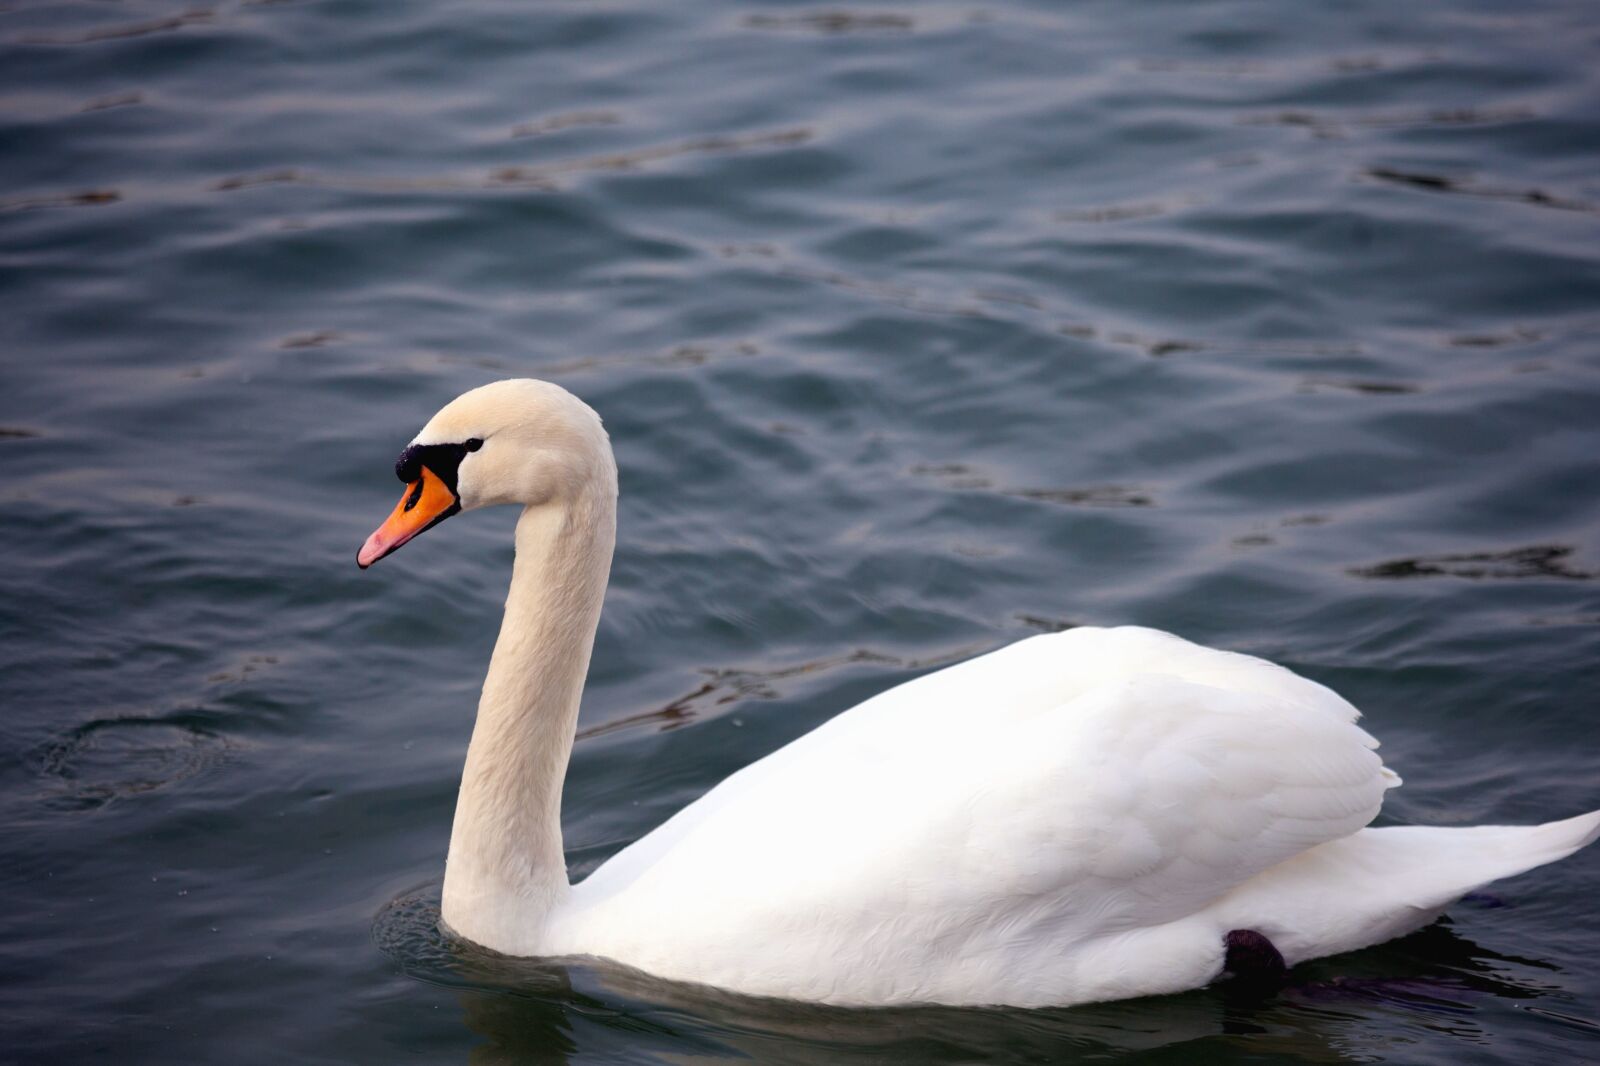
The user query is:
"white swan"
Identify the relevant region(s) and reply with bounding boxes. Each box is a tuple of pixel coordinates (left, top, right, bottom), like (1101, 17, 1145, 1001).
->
(358, 378, 1598, 1008)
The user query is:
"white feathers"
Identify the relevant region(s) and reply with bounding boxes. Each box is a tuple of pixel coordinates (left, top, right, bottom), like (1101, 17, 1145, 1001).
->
(546, 628, 1405, 1005)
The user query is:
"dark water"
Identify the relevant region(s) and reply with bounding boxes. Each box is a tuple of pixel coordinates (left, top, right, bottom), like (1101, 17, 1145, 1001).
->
(4, 0, 1600, 1061)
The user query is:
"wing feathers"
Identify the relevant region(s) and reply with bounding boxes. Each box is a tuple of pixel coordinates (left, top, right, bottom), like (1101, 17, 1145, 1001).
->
(574, 627, 1399, 983)
(968, 670, 1392, 929)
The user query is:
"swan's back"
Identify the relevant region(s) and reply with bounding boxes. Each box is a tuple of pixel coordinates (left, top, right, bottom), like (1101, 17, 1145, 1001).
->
(553, 627, 1397, 1005)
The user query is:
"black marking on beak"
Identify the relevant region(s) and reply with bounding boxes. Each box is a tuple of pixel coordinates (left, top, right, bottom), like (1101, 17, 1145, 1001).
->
(403, 477, 426, 512)
(395, 441, 473, 496)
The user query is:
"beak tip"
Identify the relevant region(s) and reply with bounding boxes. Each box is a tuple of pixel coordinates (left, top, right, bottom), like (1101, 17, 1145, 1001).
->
(357, 533, 388, 570)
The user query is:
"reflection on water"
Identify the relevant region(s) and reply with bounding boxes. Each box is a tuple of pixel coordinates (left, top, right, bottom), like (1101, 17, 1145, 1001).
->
(1364, 167, 1598, 215)
(1352, 546, 1594, 581)
(374, 889, 1580, 1065)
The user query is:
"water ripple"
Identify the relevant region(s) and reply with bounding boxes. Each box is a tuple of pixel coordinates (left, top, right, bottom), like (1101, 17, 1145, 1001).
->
(36, 713, 232, 811)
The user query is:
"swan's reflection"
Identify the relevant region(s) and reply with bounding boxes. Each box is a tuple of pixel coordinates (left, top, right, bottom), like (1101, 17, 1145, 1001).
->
(443, 921, 1574, 1065)
(378, 893, 1581, 1065)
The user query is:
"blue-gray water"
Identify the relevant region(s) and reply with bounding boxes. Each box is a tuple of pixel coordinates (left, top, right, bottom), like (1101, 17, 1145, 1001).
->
(4, 0, 1599, 1062)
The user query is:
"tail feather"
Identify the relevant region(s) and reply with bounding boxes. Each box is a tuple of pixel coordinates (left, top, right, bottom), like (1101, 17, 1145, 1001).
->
(1488, 808, 1600, 867)
(1386, 808, 1600, 891)
(1215, 809, 1600, 967)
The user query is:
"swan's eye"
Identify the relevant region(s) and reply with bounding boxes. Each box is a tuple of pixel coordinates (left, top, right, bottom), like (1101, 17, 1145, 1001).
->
(465, 438, 483, 452)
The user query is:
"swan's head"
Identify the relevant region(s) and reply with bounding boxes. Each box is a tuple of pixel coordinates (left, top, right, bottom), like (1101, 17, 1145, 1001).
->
(357, 378, 613, 568)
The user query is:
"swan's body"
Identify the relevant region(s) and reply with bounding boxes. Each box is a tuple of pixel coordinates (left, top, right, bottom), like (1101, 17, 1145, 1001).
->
(359, 379, 1598, 1008)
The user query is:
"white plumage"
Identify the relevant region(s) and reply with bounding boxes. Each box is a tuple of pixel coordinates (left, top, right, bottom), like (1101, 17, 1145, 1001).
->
(359, 379, 1600, 1008)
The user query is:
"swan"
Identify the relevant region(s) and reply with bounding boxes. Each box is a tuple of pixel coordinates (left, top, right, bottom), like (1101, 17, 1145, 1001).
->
(357, 377, 1598, 1008)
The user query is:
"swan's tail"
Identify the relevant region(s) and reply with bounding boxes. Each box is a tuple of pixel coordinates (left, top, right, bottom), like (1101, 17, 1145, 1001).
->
(1383, 808, 1600, 889)
(1218, 809, 1600, 965)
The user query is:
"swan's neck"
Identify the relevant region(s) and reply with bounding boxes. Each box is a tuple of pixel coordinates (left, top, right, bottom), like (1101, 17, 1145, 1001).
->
(440, 486, 615, 952)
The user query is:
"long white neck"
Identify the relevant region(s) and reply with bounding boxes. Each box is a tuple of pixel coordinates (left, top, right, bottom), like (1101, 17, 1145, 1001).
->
(439, 478, 616, 953)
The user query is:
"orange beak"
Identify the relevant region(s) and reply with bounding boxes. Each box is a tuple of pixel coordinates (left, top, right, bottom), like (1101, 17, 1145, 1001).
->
(357, 465, 461, 569)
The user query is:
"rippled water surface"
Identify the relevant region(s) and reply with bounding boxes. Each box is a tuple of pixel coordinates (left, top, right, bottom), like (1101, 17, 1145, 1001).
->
(4, 0, 1600, 1061)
